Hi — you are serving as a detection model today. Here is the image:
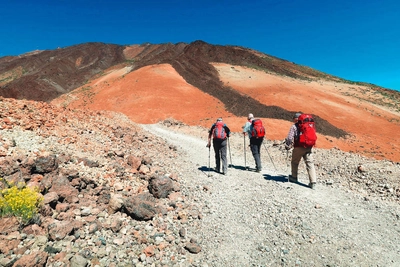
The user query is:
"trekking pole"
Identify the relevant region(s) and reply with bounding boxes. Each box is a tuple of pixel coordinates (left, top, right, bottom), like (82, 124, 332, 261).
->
(283, 140, 292, 181)
(243, 135, 247, 169)
(208, 145, 211, 177)
(228, 137, 232, 167)
(286, 150, 290, 182)
(286, 149, 290, 181)
(286, 149, 289, 163)
(263, 143, 277, 172)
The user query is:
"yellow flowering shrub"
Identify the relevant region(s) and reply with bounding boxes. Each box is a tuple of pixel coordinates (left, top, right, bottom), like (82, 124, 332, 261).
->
(0, 178, 43, 224)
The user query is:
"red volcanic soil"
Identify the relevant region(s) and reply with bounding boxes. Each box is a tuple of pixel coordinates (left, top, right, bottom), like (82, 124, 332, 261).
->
(52, 63, 400, 162)
(53, 64, 235, 125)
(213, 64, 400, 161)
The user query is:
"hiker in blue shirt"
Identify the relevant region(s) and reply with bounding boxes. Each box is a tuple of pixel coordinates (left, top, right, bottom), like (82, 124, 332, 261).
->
(243, 113, 264, 172)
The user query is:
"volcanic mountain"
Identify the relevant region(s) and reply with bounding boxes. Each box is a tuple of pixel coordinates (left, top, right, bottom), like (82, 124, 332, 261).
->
(0, 41, 399, 161)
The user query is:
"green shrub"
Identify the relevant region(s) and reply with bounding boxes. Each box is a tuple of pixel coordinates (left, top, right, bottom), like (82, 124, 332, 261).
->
(0, 178, 43, 224)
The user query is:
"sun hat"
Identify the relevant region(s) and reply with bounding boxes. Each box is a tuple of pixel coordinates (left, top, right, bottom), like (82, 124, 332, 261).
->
(217, 118, 223, 122)
(248, 113, 254, 120)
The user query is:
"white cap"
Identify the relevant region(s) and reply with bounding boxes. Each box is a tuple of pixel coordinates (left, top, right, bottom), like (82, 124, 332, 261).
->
(293, 112, 301, 119)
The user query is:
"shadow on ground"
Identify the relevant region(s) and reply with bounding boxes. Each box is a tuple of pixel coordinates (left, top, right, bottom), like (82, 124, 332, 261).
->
(228, 164, 247, 171)
(198, 164, 249, 176)
(198, 166, 312, 189)
(263, 174, 310, 189)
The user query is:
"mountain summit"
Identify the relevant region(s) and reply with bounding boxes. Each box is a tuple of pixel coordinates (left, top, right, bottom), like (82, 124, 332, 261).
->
(0, 41, 399, 161)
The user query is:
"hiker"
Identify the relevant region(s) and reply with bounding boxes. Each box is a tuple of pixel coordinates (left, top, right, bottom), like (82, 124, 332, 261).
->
(285, 112, 317, 189)
(242, 113, 264, 172)
(207, 118, 231, 175)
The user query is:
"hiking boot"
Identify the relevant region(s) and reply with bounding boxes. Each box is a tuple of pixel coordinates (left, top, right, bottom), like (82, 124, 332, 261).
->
(288, 175, 298, 183)
(256, 168, 261, 173)
(309, 182, 316, 189)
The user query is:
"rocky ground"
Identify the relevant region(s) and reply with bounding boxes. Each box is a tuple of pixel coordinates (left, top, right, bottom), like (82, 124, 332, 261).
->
(147, 122, 400, 267)
(0, 97, 399, 266)
(0, 98, 204, 267)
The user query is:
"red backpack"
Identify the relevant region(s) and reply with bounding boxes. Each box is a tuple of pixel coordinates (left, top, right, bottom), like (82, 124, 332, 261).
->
(251, 119, 265, 138)
(212, 121, 227, 140)
(296, 114, 317, 147)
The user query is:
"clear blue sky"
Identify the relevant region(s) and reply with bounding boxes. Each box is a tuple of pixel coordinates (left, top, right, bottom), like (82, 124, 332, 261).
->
(1, 0, 399, 91)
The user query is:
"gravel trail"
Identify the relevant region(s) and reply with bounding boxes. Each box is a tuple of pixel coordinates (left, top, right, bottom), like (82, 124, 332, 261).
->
(142, 123, 400, 267)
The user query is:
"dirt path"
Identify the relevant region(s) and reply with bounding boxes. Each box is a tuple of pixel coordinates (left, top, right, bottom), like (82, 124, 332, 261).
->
(142, 123, 400, 266)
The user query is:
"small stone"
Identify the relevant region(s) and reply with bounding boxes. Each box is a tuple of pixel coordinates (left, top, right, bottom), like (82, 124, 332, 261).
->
(184, 242, 202, 254)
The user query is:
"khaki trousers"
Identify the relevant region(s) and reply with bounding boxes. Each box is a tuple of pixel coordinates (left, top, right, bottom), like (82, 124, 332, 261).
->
(291, 146, 316, 183)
